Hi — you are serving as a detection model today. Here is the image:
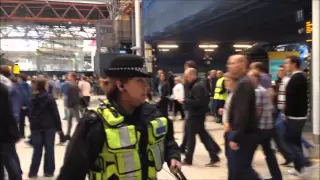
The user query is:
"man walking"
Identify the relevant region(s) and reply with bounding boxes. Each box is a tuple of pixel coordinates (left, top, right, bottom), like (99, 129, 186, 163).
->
(283, 55, 313, 177)
(180, 68, 220, 166)
(226, 55, 261, 180)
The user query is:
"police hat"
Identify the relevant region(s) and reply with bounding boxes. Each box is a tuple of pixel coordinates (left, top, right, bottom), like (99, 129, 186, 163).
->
(104, 54, 151, 78)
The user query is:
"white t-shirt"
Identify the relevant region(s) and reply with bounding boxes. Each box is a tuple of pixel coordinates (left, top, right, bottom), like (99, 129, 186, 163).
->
(223, 93, 233, 124)
(172, 83, 184, 100)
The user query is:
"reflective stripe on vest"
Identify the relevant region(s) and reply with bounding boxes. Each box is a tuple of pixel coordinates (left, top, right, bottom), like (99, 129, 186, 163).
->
(213, 77, 227, 100)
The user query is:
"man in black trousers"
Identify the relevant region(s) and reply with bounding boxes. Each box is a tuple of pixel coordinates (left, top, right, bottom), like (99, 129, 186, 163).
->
(180, 60, 197, 153)
(179, 68, 220, 166)
(226, 55, 261, 180)
(0, 82, 22, 180)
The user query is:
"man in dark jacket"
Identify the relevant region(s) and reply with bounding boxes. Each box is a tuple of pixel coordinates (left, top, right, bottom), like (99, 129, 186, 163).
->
(205, 70, 217, 115)
(18, 74, 33, 138)
(167, 71, 175, 111)
(226, 55, 261, 180)
(65, 72, 81, 140)
(179, 68, 220, 166)
(179, 60, 197, 153)
(0, 82, 22, 180)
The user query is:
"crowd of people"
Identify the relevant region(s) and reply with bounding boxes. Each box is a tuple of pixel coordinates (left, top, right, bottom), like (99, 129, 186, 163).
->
(0, 53, 316, 180)
(0, 66, 95, 179)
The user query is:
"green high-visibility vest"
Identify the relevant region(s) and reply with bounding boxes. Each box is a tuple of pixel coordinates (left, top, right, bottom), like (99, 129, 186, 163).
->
(89, 100, 168, 180)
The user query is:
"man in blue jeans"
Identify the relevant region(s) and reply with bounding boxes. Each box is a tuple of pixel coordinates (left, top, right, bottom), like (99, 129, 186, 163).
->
(0, 143, 23, 180)
(283, 56, 313, 177)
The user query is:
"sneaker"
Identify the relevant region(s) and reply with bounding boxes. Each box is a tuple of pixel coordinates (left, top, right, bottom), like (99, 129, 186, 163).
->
(288, 168, 312, 178)
(288, 168, 301, 176)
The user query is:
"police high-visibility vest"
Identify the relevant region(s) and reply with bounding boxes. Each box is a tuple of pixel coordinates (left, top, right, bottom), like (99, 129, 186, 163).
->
(13, 64, 20, 75)
(8, 65, 12, 72)
(213, 77, 227, 100)
(89, 100, 168, 180)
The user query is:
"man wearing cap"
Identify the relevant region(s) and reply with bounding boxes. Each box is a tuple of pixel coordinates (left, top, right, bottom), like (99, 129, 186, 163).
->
(57, 54, 181, 180)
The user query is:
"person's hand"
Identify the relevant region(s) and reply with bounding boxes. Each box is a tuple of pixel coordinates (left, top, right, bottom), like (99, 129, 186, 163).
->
(218, 108, 224, 115)
(178, 99, 184, 104)
(223, 123, 230, 132)
(282, 115, 287, 121)
(229, 141, 239, 150)
(169, 159, 182, 174)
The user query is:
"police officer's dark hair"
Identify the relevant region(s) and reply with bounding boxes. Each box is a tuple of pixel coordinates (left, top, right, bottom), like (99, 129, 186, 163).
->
(286, 55, 301, 69)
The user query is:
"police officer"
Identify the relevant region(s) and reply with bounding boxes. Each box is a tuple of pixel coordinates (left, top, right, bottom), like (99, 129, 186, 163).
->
(57, 54, 181, 180)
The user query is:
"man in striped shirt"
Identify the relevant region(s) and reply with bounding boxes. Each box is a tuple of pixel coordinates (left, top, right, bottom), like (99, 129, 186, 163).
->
(248, 69, 282, 180)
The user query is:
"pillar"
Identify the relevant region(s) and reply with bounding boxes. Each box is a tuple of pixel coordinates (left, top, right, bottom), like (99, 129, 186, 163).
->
(312, 0, 320, 144)
(131, 12, 135, 53)
(134, 0, 142, 56)
(144, 42, 153, 73)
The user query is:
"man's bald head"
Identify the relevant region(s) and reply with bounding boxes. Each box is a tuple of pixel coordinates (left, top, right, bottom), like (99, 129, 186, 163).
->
(227, 54, 248, 78)
(0, 65, 11, 77)
(231, 54, 248, 65)
(209, 70, 217, 78)
(184, 68, 197, 83)
(217, 70, 224, 78)
(185, 68, 197, 76)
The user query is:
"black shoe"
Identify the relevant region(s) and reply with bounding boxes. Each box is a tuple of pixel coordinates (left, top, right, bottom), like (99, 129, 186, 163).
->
(205, 158, 220, 167)
(280, 160, 292, 166)
(65, 135, 71, 140)
(44, 174, 54, 177)
(179, 147, 186, 154)
(28, 175, 38, 179)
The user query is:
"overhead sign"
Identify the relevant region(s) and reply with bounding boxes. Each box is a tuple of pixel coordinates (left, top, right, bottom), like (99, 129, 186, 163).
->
(296, 9, 304, 22)
(306, 21, 312, 34)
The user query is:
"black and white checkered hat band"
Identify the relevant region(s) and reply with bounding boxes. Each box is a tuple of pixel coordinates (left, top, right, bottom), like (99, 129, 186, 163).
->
(108, 66, 147, 74)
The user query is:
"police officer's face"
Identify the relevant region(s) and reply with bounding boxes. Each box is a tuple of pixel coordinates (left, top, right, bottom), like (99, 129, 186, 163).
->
(125, 77, 149, 105)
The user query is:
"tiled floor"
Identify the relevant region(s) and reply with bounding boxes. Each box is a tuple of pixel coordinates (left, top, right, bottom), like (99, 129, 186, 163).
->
(12, 96, 320, 180)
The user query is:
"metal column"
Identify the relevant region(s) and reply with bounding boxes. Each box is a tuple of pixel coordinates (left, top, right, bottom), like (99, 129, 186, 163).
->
(134, 0, 142, 56)
(312, 0, 320, 144)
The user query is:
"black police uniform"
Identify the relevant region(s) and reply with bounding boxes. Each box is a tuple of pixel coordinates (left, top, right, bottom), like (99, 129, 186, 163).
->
(57, 55, 180, 180)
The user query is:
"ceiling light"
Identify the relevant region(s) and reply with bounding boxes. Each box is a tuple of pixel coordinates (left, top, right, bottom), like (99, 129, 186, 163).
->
(199, 44, 218, 48)
(235, 49, 242, 52)
(157, 45, 178, 48)
(233, 44, 252, 48)
(159, 49, 169, 52)
(204, 49, 214, 52)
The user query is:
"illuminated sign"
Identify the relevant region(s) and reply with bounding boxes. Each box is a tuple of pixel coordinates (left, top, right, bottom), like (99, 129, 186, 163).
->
(306, 21, 312, 34)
